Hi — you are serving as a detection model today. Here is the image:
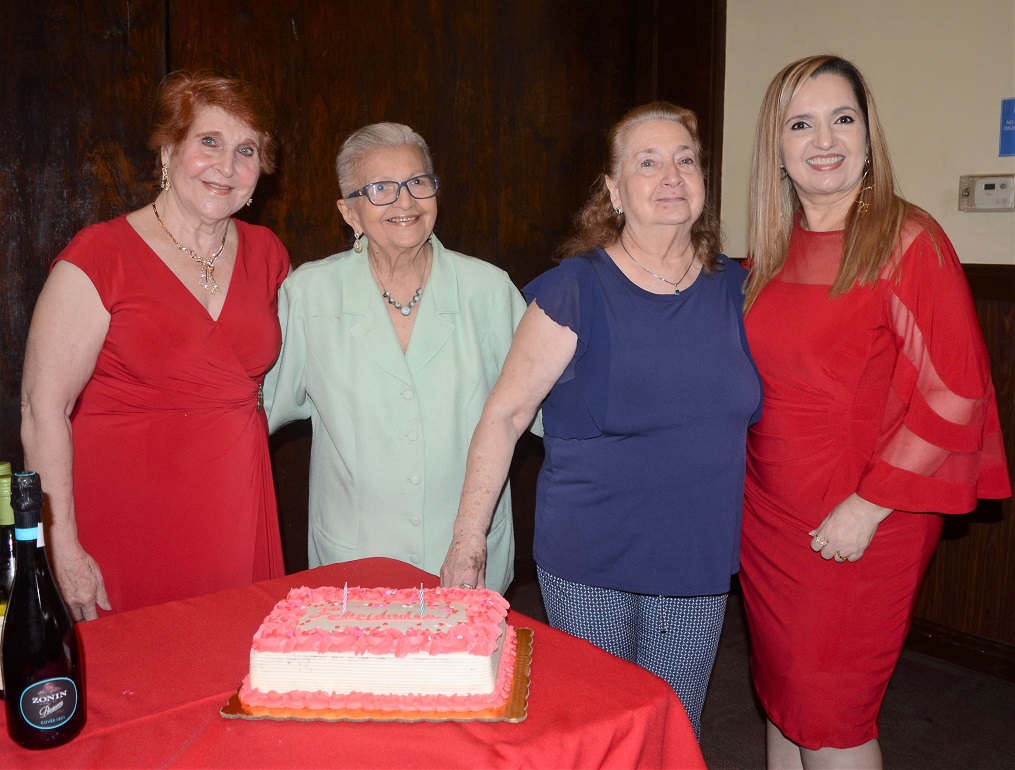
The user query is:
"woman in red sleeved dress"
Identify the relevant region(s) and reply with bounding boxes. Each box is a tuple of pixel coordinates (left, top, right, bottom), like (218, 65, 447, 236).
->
(20, 72, 288, 620)
(740, 55, 1011, 769)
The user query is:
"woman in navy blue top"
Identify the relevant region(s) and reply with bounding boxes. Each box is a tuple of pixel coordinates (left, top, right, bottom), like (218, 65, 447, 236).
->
(442, 103, 762, 738)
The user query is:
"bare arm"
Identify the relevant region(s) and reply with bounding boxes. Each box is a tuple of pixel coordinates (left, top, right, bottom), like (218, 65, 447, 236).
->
(441, 301, 577, 589)
(21, 261, 112, 619)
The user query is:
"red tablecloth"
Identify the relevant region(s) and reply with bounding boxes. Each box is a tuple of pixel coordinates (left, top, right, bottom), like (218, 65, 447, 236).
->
(0, 558, 705, 769)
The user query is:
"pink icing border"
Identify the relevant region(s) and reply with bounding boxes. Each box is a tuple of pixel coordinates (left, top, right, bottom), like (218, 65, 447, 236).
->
(239, 627, 518, 712)
(251, 586, 509, 657)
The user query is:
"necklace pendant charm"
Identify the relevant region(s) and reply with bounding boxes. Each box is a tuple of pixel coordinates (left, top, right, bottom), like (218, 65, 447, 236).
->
(198, 260, 219, 294)
(400, 306, 412, 316)
(673, 287, 681, 296)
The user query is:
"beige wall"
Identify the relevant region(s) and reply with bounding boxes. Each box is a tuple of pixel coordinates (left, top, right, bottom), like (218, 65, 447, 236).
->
(722, 0, 1015, 264)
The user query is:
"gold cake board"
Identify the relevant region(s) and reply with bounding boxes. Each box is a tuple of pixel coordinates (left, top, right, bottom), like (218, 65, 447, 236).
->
(221, 627, 532, 723)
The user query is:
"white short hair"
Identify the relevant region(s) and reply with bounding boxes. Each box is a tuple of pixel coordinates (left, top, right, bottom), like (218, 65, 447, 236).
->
(335, 122, 434, 197)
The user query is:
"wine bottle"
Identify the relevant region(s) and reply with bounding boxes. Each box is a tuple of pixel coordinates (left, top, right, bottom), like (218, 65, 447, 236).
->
(1, 471, 85, 748)
(0, 461, 14, 698)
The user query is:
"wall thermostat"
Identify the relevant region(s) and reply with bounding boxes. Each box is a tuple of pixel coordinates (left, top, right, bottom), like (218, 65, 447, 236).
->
(958, 174, 1015, 212)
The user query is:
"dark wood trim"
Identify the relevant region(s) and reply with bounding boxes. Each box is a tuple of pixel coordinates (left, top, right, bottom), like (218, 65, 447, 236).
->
(707, 0, 727, 218)
(907, 262, 1015, 680)
(907, 619, 1015, 683)
(963, 263, 1015, 301)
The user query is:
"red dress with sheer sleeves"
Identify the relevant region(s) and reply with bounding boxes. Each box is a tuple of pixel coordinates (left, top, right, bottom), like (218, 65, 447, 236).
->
(740, 216, 1010, 750)
(56, 216, 288, 614)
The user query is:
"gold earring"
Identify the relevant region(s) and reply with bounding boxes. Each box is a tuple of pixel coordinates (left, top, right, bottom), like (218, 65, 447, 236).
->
(246, 198, 253, 207)
(353, 233, 363, 253)
(855, 158, 874, 213)
(160, 164, 171, 191)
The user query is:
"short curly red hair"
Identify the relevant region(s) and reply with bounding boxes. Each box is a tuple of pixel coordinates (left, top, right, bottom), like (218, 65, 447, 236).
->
(148, 70, 278, 174)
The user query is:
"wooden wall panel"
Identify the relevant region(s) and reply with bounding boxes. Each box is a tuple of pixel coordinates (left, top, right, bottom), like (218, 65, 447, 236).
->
(0, 0, 164, 469)
(165, 0, 643, 281)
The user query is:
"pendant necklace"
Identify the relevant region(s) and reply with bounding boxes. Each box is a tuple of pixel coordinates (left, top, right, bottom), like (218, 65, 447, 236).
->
(151, 202, 227, 293)
(620, 236, 696, 295)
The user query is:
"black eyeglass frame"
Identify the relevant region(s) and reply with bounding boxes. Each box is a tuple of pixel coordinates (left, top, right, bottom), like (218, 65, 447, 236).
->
(346, 174, 440, 206)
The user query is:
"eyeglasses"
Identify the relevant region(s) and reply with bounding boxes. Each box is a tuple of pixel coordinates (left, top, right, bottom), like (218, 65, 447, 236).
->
(347, 174, 440, 206)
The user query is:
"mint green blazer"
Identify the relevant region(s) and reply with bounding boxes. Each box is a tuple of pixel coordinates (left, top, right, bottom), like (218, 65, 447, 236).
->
(264, 237, 526, 593)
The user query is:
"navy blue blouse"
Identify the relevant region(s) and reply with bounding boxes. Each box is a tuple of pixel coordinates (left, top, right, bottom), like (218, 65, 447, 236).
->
(524, 249, 762, 596)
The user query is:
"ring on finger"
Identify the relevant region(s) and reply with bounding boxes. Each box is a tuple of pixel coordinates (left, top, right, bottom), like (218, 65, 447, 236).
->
(813, 535, 828, 547)
(834, 552, 848, 562)
(459, 583, 475, 589)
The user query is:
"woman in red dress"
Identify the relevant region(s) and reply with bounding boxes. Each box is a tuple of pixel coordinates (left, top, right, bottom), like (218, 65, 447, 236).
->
(740, 54, 1010, 769)
(20, 71, 288, 619)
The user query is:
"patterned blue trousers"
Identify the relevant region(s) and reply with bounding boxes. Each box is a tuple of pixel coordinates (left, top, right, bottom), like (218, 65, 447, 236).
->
(537, 565, 727, 738)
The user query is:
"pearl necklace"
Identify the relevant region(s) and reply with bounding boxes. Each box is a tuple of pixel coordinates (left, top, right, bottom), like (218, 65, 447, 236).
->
(369, 248, 430, 317)
(620, 237, 696, 295)
(383, 287, 423, 316)
(151, 203, 227, 293)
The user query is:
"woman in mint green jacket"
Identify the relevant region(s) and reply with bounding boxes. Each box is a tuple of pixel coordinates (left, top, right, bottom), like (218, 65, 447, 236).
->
(264, 123, 525, 593)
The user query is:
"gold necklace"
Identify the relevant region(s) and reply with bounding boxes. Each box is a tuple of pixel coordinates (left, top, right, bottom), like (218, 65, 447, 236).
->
(619, 236, 697, 295)
(151, 203, 228, 293)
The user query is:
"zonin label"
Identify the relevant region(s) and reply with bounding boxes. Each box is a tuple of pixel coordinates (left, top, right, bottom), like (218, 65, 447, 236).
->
(18, 677, 79, 729)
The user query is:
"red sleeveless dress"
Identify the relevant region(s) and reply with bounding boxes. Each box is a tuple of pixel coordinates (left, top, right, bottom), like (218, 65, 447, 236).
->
(57, 216, 288, 614)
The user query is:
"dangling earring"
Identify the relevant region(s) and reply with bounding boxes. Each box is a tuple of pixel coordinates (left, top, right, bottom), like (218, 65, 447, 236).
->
(353, 232, 364, 253)
(160, 164, 171, 191)
(855, 157, 874, 213)
(246, 198, 253, 207)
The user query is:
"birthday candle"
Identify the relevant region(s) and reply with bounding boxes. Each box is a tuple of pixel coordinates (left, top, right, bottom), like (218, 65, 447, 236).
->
(342, 582, 348, 614)
(419, 583, 425, 617)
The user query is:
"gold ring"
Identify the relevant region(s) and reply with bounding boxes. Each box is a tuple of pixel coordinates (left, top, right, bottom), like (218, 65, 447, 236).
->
(460, 583, 475, 589)
(834, 552, 848, 562)
(813, 535, 828, 547)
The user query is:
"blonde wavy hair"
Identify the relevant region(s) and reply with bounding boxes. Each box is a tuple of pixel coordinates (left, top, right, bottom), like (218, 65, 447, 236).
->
(744, 55, 935, 311)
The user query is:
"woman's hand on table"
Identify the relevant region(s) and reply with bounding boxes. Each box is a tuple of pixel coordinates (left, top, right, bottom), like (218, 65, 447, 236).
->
(440, 531, 487, 590)
(808, 493, 893, 563)
(50, 535, 111, 621)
